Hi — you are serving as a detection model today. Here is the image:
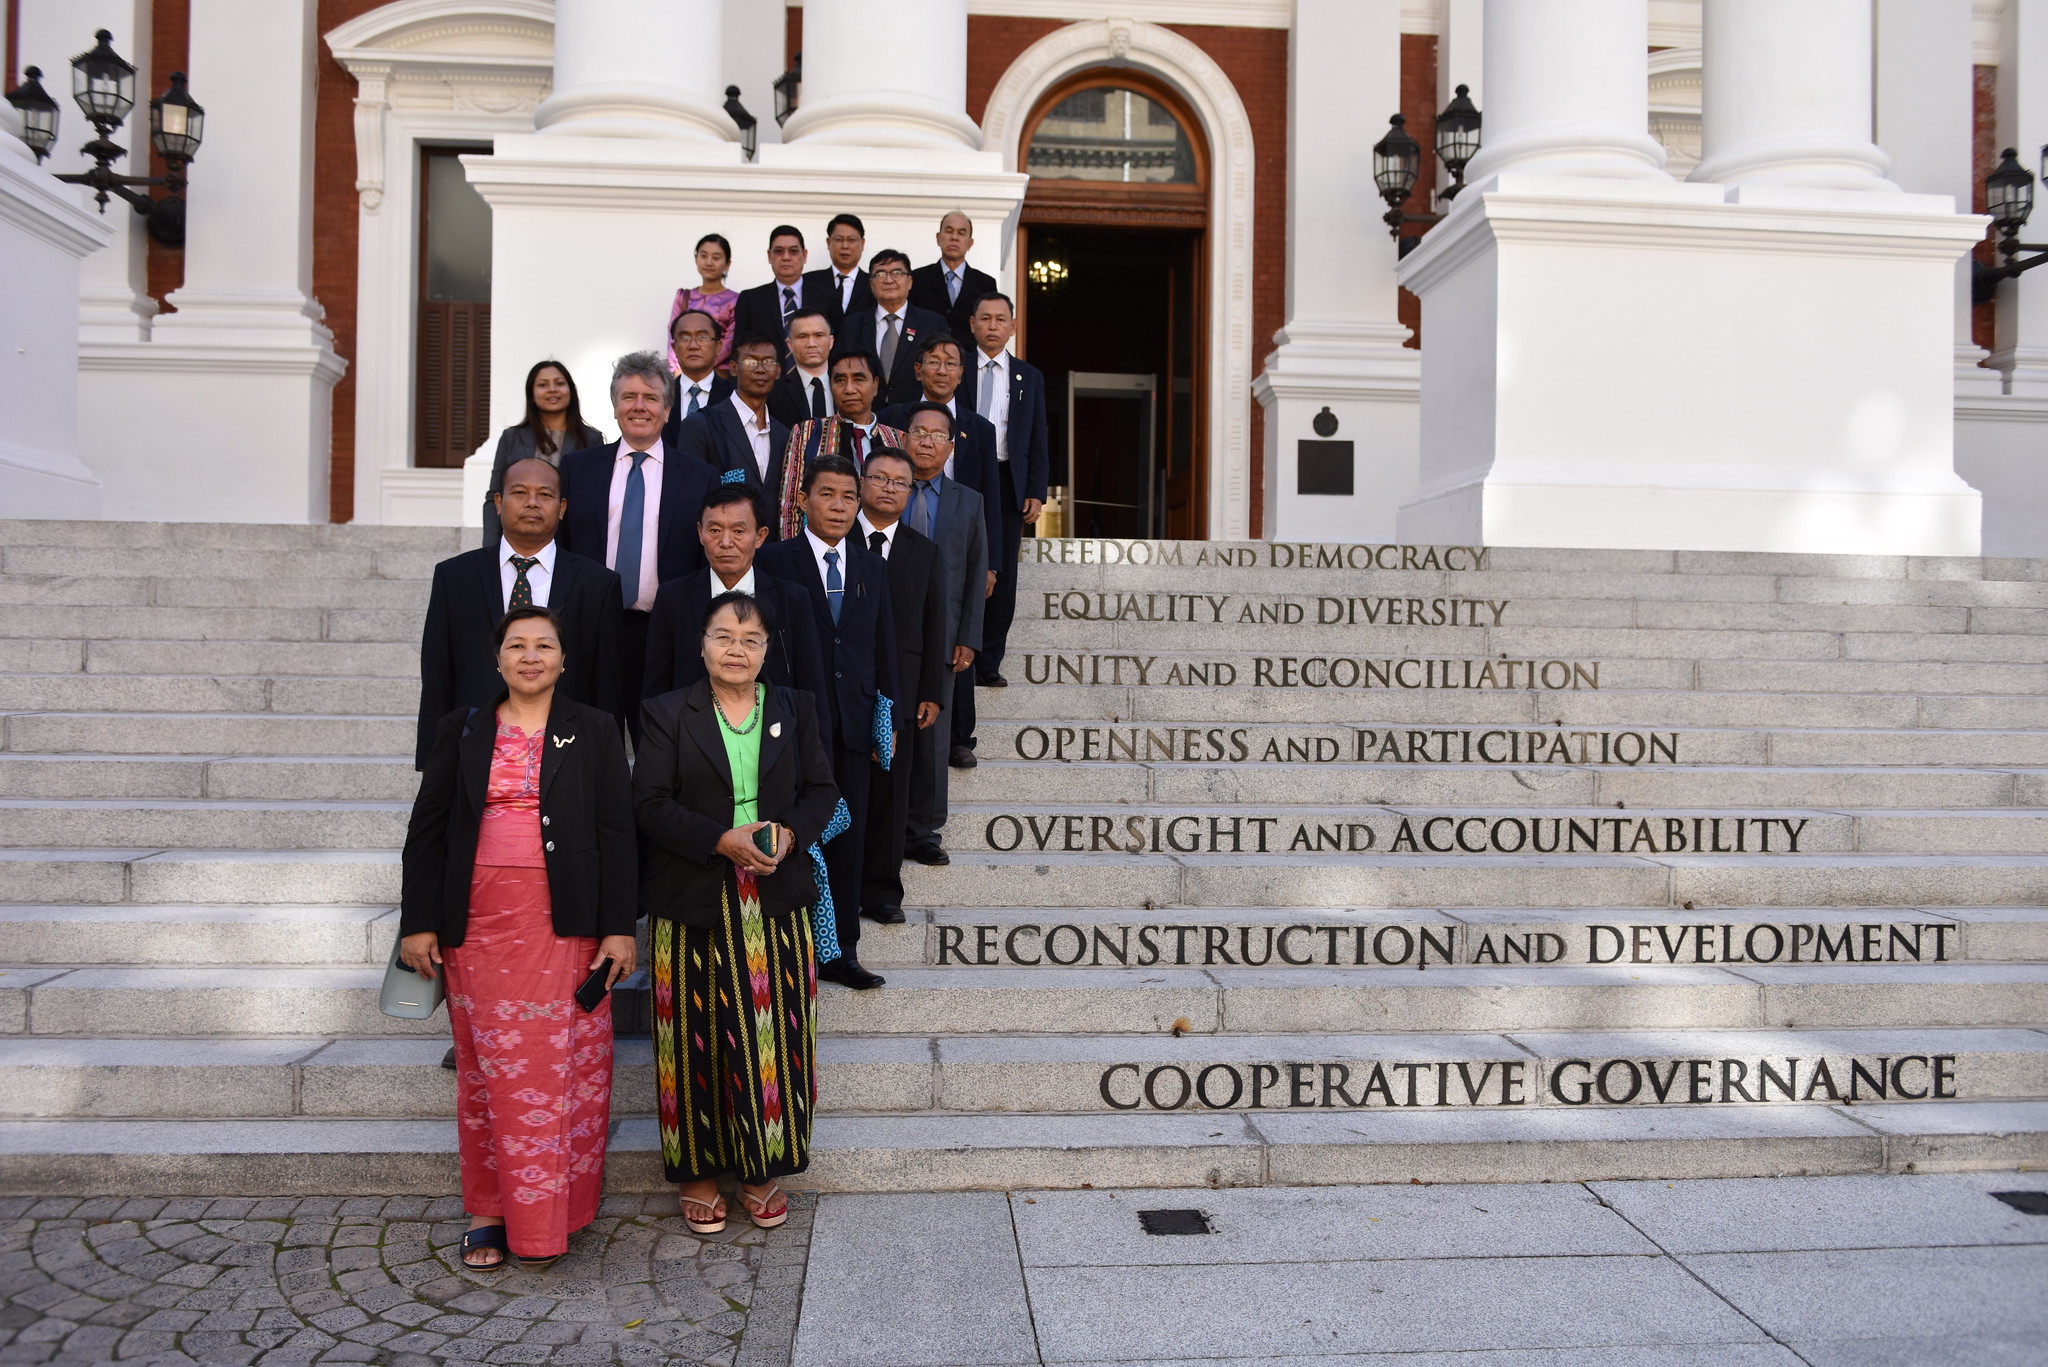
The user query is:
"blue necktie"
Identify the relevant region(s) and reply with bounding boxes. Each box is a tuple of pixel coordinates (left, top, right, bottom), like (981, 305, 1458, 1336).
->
(946, 269, 960, 305)
(685, 384, 704, 418)
(824, 548, 843, 624)
(615, 451, 647, 608)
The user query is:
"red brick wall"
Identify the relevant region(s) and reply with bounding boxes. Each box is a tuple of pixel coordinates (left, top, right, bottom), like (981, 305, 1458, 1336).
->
(1396, 34, 1438, 349)
(314, 0, 384, 522)
(145, 0, 190, 310)
(965, 16, 1064, 123)
(1973, 63, 1998, 356)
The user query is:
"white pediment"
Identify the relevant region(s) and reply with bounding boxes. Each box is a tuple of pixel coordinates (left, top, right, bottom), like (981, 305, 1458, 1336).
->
(325, 0, 553, 67)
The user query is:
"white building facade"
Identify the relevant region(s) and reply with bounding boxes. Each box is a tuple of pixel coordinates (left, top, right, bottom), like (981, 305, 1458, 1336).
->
(3, 0, 2045, 555)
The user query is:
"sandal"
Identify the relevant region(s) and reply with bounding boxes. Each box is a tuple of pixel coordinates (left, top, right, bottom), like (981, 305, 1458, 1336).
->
(459, 1223, 507, 1270)
(512, 1251, 561, 1272)
(740, 1182, 788, 1230)
(680, 1191, 727, 1235)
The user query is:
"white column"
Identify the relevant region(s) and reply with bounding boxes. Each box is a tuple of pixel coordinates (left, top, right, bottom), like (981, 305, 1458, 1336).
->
(537, 0, 732, 141)
(1255, 0, 1417, 542)
(1460, 0, 1665, 184)
(780, 0, 979, 149)
(1874, 0, 1994, 386)
(16, 0, 158, 342)
(1991, 0, 2048, 394)
(722, 0, 786, 148)
(1691, 0, 1897, 192)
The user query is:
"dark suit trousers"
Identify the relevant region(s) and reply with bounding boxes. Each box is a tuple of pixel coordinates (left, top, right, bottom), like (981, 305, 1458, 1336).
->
(619, 609, 650, 743)
(825, 744, 872, 957)
(910, 686, 952, 851)
(979, 460, 1025, 680)
(860, 736, 913, 913)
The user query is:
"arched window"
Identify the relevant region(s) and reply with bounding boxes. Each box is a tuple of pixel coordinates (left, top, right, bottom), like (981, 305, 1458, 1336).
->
(1026, 85, 1197, 185)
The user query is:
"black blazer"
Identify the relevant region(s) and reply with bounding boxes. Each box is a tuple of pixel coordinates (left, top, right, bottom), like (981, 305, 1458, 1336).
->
(836, 304, 952, 408)
(641, 568, 831, 740)
(674, 405, 793, 537)
(661, 372, 734, 452)
(555, 441, 715, 595)
(766, 367, 834, 429)
(756, 535, 900, 752)
(416, 545, 623, 768)
(803, 266, 872, 328)
(910, 259, 996, 343)
(634, 682, 841, 926)
(735, 277, 831, 364)
(961, 352, 1051, 508)
(879, 401, 1005, 558)
(480, 421, 606, 546)
(868, 522, 949, 713)
(401, 695, 637, 947)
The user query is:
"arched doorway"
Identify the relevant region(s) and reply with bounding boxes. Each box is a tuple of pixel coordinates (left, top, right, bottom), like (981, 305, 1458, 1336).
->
(1018, 72, 1209, 540)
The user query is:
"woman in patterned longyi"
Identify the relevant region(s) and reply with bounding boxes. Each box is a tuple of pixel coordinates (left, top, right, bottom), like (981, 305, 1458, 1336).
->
(632, 591, 841, 1234)
(399, 605, 638, 1272)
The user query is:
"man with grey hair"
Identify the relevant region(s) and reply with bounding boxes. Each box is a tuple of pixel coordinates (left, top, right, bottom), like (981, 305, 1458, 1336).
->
(912, 210, 996, 342)
(559, 350, 716, 739)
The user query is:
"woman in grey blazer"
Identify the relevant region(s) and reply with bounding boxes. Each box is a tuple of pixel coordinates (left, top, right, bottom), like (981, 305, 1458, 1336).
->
(480, 360, 605, 545)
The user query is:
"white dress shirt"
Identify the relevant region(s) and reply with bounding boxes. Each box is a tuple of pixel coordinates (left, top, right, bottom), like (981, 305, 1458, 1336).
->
(977, 350, 1012, 463)
(803, 527, 850, 610)
(835, 272, 857, 311)
(875, 308, 908, 359)
(857, 514, 899, 560)
(498, 537, 557, 609)
(795, 365, 834, 419)
(729, 392, 773, 481)
(676, 371, 716, 418)
(604, 438, 664, 612)
(711, 565, 757, 597)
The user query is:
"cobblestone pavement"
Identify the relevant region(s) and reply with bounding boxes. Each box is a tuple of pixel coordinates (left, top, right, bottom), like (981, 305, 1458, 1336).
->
(0, 1192, 814, 1367)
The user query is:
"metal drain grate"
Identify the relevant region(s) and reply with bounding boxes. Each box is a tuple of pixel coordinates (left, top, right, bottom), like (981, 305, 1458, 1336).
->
(1991, 1191, 2048, 1215)
(1138, 1208, 1212, 1236)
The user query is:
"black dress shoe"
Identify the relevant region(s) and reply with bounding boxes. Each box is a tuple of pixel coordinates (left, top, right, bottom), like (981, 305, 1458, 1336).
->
(818, 957, 886, 989)
(862, 905, 906, 924)
(949, 745, 978, 769)
(977, 672, 1008, 688)
(907, 844, 950, 866)
(441, 1047, 457, 1071)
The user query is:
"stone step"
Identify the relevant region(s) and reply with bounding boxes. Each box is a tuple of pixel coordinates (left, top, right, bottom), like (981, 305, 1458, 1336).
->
(0, 905, 396, 965)
(2, 712, 412, 757)
(0, 575, 431, 613)
(854, 905, 2048, 970)
(0, 799, 410, 849)
(14, 961, 2042, 1038)
(0, 849, 402, 905)
(900, 852, 2048, 910)
(952, 762, 2044, 810)
(0, 673, 418, 715)
(2, 1099, 2043, 1194)
(941, 804, 2048, 857)
(0, 518, 466, 553)
(82, 639, 420, 678)
(4, 1028, 2041, 1121)
(0, 755, 419, 801)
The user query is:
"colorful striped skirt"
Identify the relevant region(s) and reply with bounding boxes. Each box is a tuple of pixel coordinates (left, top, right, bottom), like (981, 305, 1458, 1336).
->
(443, 863, 611, 1258)
(652, 867, 818, 1184)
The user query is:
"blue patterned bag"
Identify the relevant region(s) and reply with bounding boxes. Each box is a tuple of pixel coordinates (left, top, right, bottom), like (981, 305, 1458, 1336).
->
(808, 797, 851, 962)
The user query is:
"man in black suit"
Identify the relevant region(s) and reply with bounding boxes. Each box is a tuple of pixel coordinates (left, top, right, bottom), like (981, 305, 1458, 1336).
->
(661, 309, 735, 451)
(557, 352, 715, 740)
(640, 484, 829, 724)
(897, 405, 988, 862)
(966, 292, 1049, 690)
(674, 332, 791, 536)
(757, 455, 898, 990)
(733, 224, 827, 367)
(802, 213, 873, 328)
(416, 456, 623, 769)
(765, 310, 837, 429)
(853, 448, 948, 925)
(836, 248, 948, 409)
(879, 334, 1003, 561)
(910, 211, 997, 342)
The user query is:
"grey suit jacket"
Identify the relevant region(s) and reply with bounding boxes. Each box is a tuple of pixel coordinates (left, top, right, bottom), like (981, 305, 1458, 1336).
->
(915, 475, 989, 656)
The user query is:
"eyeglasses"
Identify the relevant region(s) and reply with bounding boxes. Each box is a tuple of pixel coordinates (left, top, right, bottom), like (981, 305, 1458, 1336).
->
(864, 475, 912, 492)
(906, 428, 951, 444)
(871, 268, 910, 280)
(707, 632, 768, 652)
(736, 355, 781, 370)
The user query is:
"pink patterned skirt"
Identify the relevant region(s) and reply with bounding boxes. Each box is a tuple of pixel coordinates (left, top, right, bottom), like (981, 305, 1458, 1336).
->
(443, 864, 611, 1258)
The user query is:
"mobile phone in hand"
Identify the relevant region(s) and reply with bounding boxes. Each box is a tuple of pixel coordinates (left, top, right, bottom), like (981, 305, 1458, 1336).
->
(574, 960, 612, 1013)
(751, 823, 779, 859)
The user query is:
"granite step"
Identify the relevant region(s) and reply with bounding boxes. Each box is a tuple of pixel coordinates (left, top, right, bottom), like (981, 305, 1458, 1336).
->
(5, 1028, 2042, 1121)
(2, 712, 413, 757)
(0, 673, 419, 715)
(0, 754, 420, 802)
(0, 799, 413, 849)
(1, 1100, 2043, 1194)
(0, 575, 432, 613)
(0, 905, 396, 965)
(0, 849, 402, 905)
(13, 962, 2042, 1038)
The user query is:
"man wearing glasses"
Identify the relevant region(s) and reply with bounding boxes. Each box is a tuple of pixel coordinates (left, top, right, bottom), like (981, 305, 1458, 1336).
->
(733, 224, 829, 367)
(802, 213, 875, 328)
(837, 248, 949, 408)
(676, 333, 794, 539)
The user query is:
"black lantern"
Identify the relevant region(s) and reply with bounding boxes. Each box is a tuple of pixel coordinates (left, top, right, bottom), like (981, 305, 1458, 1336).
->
(1976, 146, 2048, 304)
(149, 71, 204, 165)
(5, 66, 60, 162)
(1435, 83, 1482, 199)
(772, 53, 801, 128)
(1372, 113, 1422, 206)
(71, 29, 137, 129)
(723, 85, 758, 161)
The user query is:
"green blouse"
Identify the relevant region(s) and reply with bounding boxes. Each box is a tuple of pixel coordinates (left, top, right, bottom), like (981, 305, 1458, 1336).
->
(716, 684, 763, 826)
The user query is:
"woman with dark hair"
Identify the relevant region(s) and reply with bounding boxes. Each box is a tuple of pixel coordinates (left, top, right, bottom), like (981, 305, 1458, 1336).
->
(668, 233, 740, 376)
(481, 360, 606, 545)
(399, 604, 637, 1271)
(634, 591, 840, 1233)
